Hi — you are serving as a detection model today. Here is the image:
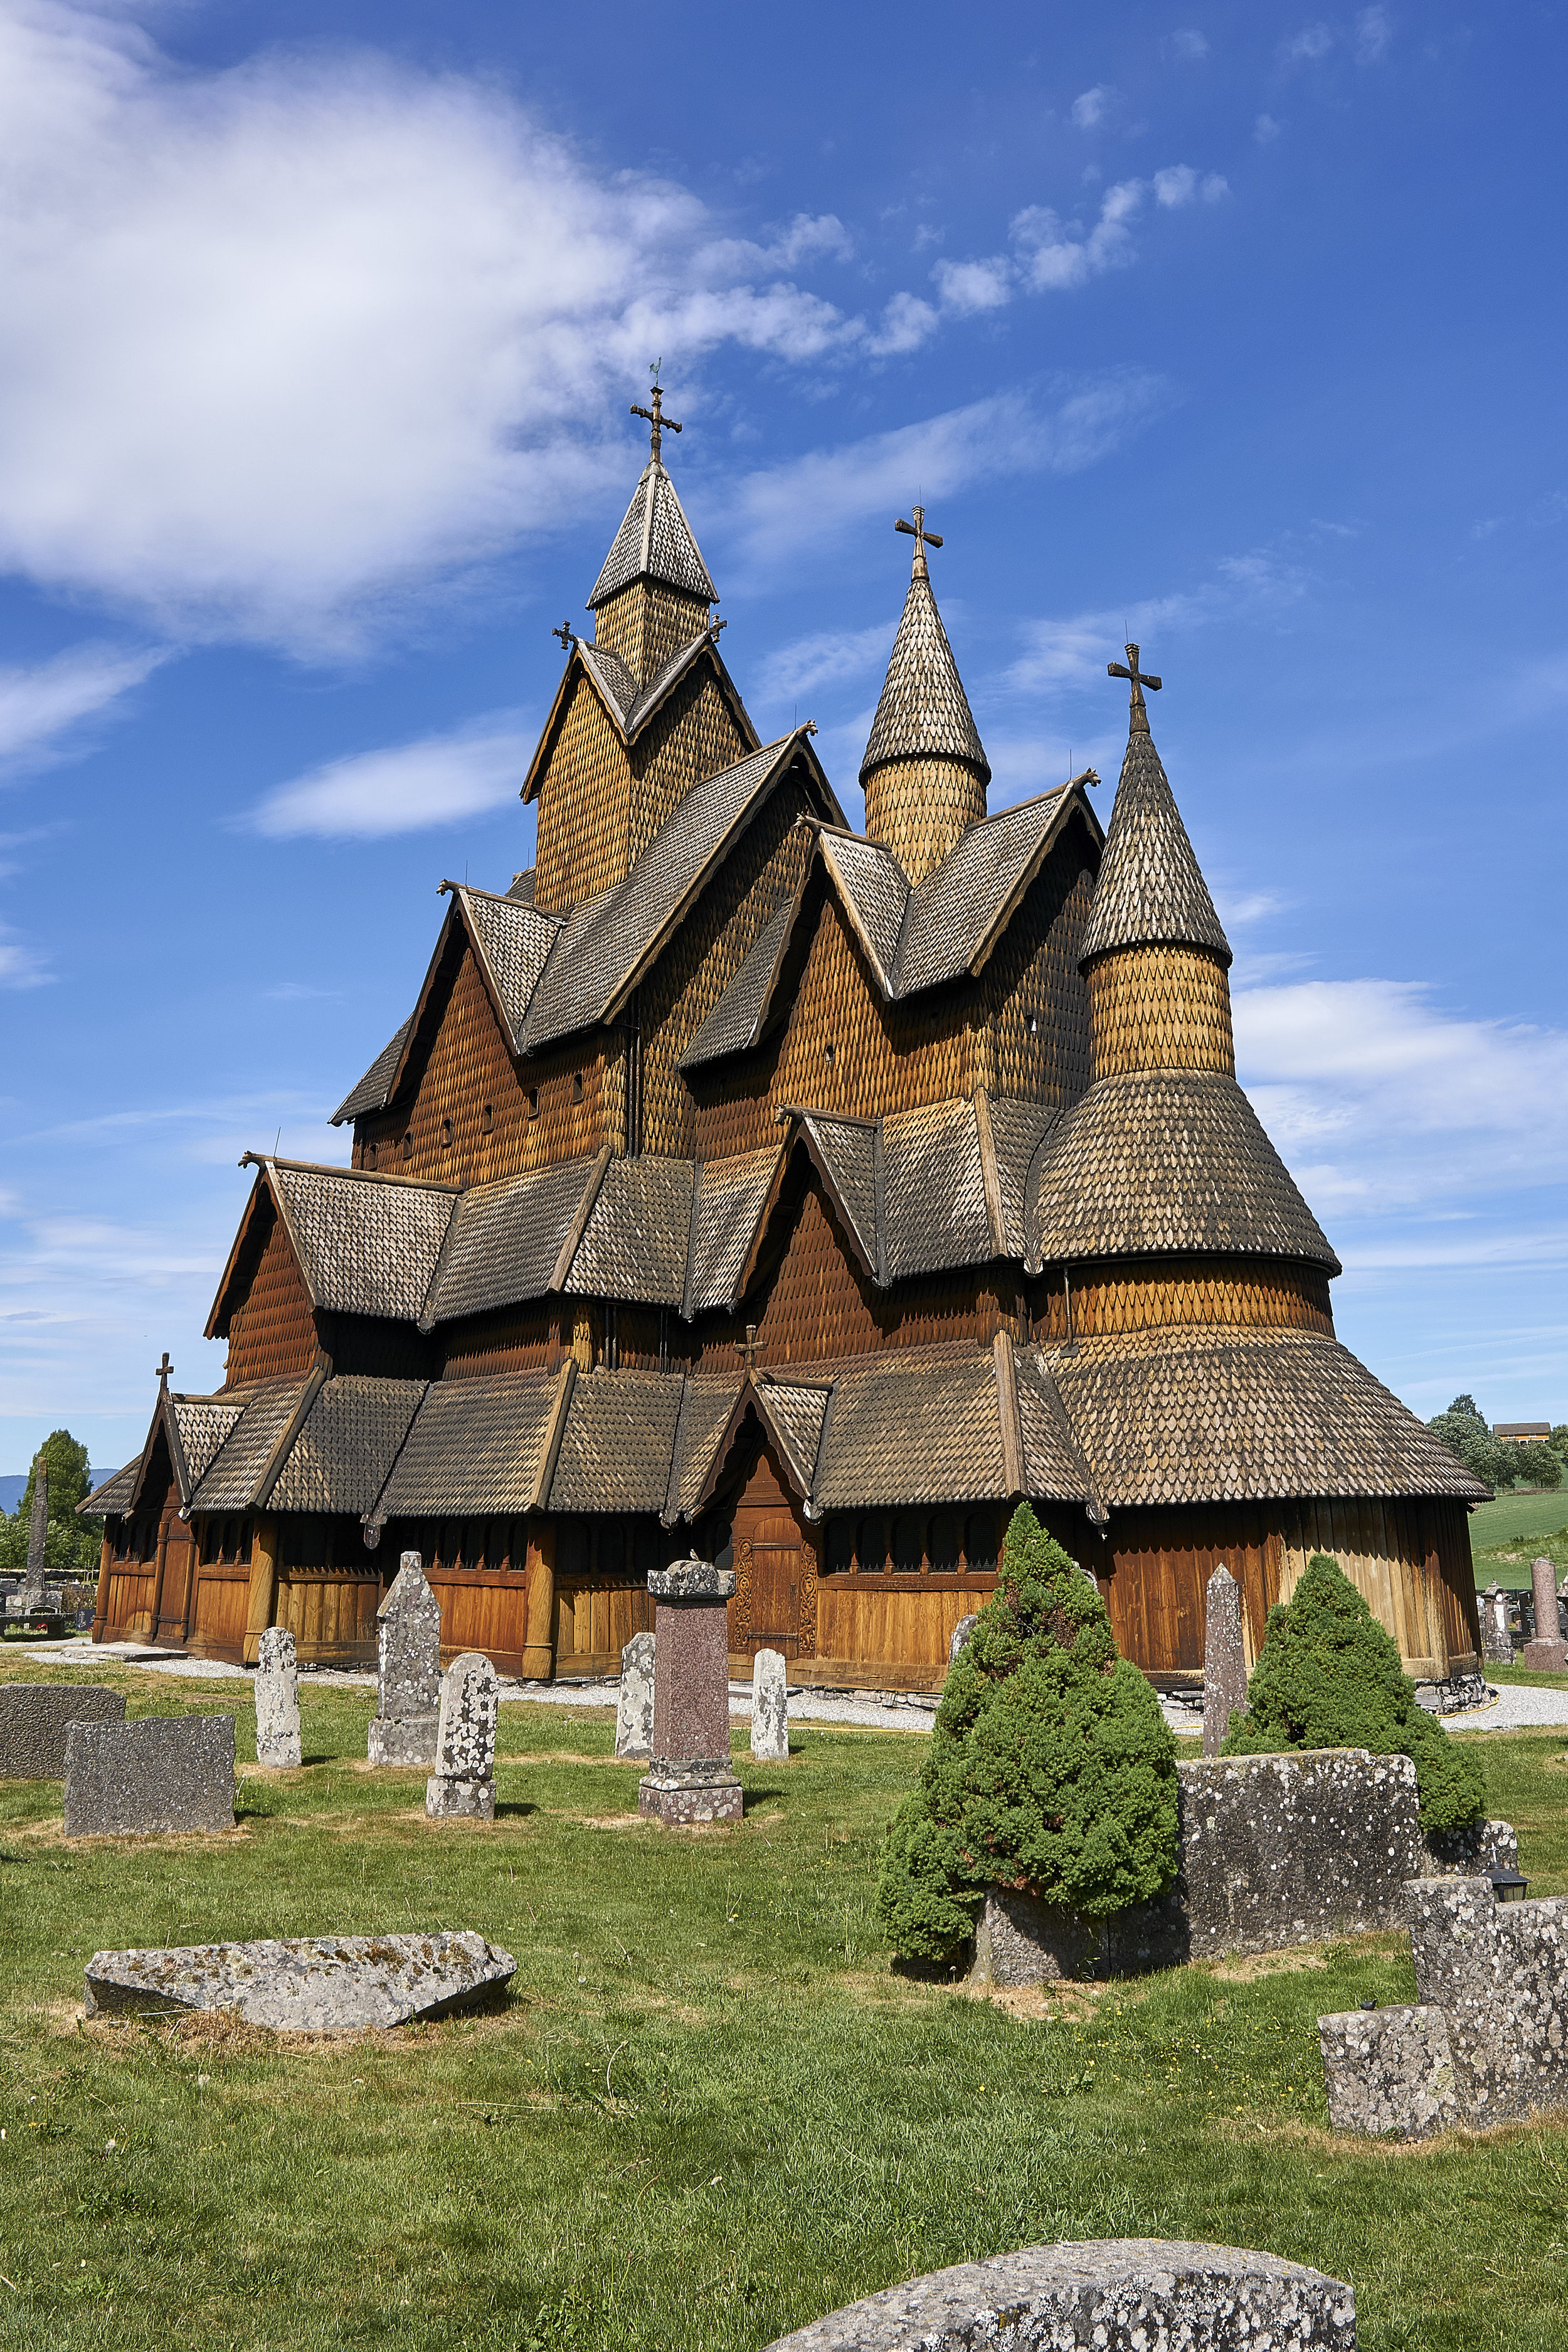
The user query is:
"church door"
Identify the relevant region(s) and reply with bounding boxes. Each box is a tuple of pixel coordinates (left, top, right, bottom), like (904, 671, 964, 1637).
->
(728, 1438, 807, 1662)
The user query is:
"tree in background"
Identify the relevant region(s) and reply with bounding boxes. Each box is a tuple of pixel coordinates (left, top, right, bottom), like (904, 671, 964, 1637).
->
(1428, 1395, 1512, 1493)
(0, 1430, 102, 1581)
(1551, 1424, 1568, 1466)
(1222, 1554, 1486, 1830)
(1512, 1439, 1562, 1491)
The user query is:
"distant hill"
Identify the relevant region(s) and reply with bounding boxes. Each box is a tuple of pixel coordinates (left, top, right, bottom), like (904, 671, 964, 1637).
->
(0, 1470, 117, 1517)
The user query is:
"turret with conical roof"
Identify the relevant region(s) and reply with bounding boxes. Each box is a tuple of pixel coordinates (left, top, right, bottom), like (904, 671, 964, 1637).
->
(1079, 645, 1236, 1083)
(859, 507, 988, 883)
(587, 382, 716, 686)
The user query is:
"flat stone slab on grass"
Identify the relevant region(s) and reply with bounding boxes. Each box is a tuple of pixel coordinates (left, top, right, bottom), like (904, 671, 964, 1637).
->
(763, 2239, 1357, 2350)
(0, 1684, 125, 1777)
(64, 1714, 235, 1838)
(83, 1930, 516, 2032)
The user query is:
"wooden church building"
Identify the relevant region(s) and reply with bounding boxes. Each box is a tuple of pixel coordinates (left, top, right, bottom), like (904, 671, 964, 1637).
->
(84, 391, 1486, 1690)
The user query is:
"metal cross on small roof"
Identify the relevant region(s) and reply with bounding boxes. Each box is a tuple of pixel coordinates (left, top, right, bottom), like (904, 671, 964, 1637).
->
(630, 374, 682, 465)
(894, 504, 943, 571)
(155, 1350, 174, 1387)
(1108, 642, 1162, 735)
(551, 620, 575, 652)
(738, 1323, 761, 1374)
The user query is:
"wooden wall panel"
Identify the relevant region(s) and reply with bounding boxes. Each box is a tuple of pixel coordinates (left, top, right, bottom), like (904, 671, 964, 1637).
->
(225, 1207, 319, 1388)
(593, 581, 712, 687)
(1030, 1257, 1335, 1343)
(630, 668, 752, 872)
(817, 1581, 983, 1670)
(534, 669, 635, 914)
(189, 1565, 252, 1663)
(1088, 943, 1235, 1080)
(276, 1569, 381, 1666)
(440, 1305, 562, 1380)
(982, 825, 1098, 1104)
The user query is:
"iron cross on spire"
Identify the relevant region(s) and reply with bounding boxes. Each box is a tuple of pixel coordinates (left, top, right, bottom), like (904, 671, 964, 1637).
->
(894, 504, 943, 574)
(155, 1351, 174, 1388)
(630, 368, 682, 465)
(551, 620, 575, 652)
(1108, 642, 1162, 735)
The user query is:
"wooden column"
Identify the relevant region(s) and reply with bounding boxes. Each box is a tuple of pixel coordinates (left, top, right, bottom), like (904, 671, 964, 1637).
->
(91, 1528, 113, 1644)
(521, 1523, 556, 1680)
(242, 1515, 279, 1665)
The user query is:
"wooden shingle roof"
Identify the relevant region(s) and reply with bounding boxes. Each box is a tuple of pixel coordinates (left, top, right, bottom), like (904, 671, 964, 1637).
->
(860, 563, 988, 785)
(1079, 725, 1231, 969)
(588, 458, 716, 608)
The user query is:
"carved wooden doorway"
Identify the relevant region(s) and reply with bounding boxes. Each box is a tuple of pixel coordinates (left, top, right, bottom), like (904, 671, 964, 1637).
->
(726, 1433, 815, 1663)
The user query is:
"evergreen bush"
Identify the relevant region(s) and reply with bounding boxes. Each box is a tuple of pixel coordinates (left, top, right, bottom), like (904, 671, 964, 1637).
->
(1222, 1553, 1485, 1831)
(873, 1504, 1179, 1964)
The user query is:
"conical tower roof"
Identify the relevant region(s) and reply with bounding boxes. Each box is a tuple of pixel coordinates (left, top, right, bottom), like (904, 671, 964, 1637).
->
(859, 540, 988, 786)
(588, 457, 716, 611)
(1079, 704, 1231, 970)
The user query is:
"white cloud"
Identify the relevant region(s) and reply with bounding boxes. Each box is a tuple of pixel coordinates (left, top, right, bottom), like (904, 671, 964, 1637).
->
(1071, 85, 1111, 129)
(249, 717, 536, 839)
(731, 378, 1169, 564)
(0, 642, 164, 770)
(1004, 550, 1303, 694)
(931, 257, 1013, 315)
(1254, 114, 1282, 143)
(1152, 166, 1229, 208)
(866, 291, 940, 356)
(0, 922, 50, 988)
(756, 623, 895, 706)
(1285, 23, 1335, 63)
(1014, 181, 1145, 290)
(1171, 28, 1210, 60)
(1356, 6, 1392, 63)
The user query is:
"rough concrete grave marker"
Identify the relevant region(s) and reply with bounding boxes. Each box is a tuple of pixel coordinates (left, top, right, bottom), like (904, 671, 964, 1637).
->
(426, 1651, 499, 1820)
(83, 1931, 515, 2031)
(63, 1715, 235, 1838)
(255, 1626, 302, 1768)
(751, 1647, 788, 1761)
(614, 1631, 655, 1759)
(0, 1685, 125, 1778)
(1202, 1564, 1248, 1758)
(368, 1552, 442, 1765)
(19, 1449, 46, 1614)
(1523, 1556, 1568, 1671)
(638, 1559, 742, 1825)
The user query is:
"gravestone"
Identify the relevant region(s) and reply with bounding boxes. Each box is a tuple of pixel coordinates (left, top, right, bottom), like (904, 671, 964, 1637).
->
(83, 1930, 515, 2031)
(751, 1647, 789, 1761)
(425, 1651, 499, 1820)
(614, 1631, 655, 1760)
(255, 1626, 302, 1767)
(1480, 1583, 1513, 1666)
(1317, 2005, 1459, 2140)
(367, 1553, 442, 1766)
(63, 1715, 235, 1837)
(948, 1613, 979, 1664)
(1522, 1557, 1568, 1671)
(638, 1559, 743, 1825)
(0, 1684, 125, 1777)
(19, 1451, 47, 1614)
(1202, 1564, 1248, 1757)
(762, 2242, 1357, 2351)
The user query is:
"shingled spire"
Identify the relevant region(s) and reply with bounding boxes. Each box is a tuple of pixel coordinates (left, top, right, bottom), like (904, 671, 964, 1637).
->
(587, 378, 717, 686)
(1079, 649, 1235, 1082)
(859, 507, 989, 883)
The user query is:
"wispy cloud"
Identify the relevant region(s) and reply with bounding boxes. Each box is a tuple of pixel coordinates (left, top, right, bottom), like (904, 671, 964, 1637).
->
(1255, 114, 1283, 143)
(756, 623, 895, 706)
(936, 169, 1227, 310)
(0, 644, 165, 771)
(248, 717, 537, 839)
(1071, 85, 1113, 128)
(1004, 546, 1305, 694)
(1355, 6, 1393, 63)
(1285, 23, 1335, 64)
(0, 923, 51, 989)
(1170, 29, 1210, 61)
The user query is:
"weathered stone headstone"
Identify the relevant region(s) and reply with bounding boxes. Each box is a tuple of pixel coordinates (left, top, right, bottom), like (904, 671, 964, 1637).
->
(1480, 1582, 1513, 1665)
(255, 1626, 302, 1768)
(638, 1559, 743, 1825)
(1202, 1564, 1248, 1757)
(1316, 2005, 1459, 2140)
(367, 1552, 442, 1765)
(614, 1631, 655, 1759)
(425, 1651, 499, 1820)
(1522, 1556, 1568, 1671)
(0, 1684, 125, 1778)
(19, 1450, 47, 1614)
(83, 1930, 515, 2031)
(761, 2241, 1357, 2352)
(63, 1715, 236, 1838)
(948, 1613, 979, 1664)
(751, 1647, 788, 1761)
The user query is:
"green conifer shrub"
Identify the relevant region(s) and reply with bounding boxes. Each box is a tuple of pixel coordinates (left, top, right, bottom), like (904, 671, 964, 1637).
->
(1222, 1553, 1485, 1831)
(873, 1505, 1179, 1964)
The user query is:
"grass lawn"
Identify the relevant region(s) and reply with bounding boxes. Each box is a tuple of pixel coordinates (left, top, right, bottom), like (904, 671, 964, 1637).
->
(1468, 1491, 1568, 1587)
(3, 1661, 1567, 2352)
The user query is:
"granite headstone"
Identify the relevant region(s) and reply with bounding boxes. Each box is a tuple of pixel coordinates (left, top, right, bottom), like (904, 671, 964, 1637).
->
(19, 1450, 47, 1614)
(638, 1559, 742, 1825)
(1522, 1556, 1568, 1671)
(255, 1626, 302, 1768)
(750, 1647, 788, 1761)
(83, 1930, 515, 2031)
(368, 1553, 442, 1766)
(425, 1651, 499, 1820)
(614, 1631, 655, 1760)
(63, 1714, 236, 1838)
(1202, 1564, 1248, 1758)
(0, 1683, 125, 1778)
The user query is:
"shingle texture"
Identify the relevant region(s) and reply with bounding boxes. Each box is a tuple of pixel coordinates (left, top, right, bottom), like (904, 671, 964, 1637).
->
(800, 1115, 879, 1273)
(814, 1351, 1009, 1510)
(894, 787, 1071, 997)
(375, 1372, 561, 1517)
(987, 1096, 1059, 1262)
(332, 1017, 413, 1126)
(548, 1372, 686, 1514)
(680, 898, 796, 1069)
(1013, 1352, 1096, 1507)
(882, 1098, 992, 1279)
(82, 1459, 139, 1515)
(566, 1156, 693, 1307)
(861, 568, 988, 783)
(686, 1147, 783, 1315)
(456, 887, 561, 1050)
(423, 1155, 603, 1327)
(1043, 1327, 1491, 1507)
(273, 1165, 457, 1320)
(1079, 728, 1231, 968)
(1029, 1071, 1340, 1273)
(665, 1376, 744, 1521)
(191, 1379, 313, 1512)
(588, 460, 716, 607)
(268, 1377, 426, 1515)
(757, 1381, 832, 1496)
(171, 1399, 246, 1498)
(818, 834, 909, 990)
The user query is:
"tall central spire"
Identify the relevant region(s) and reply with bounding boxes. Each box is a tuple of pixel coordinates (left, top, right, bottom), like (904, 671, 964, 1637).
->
(859, 506, 988, 882)
(587, 371, 717, 686)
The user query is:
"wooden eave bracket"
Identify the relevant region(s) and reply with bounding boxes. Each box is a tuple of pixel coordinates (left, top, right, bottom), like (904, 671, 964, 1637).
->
(531, 1357, 579, 1512)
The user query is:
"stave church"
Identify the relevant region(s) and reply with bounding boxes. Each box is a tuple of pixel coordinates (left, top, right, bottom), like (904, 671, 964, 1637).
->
(83, 388, 1485, 1692)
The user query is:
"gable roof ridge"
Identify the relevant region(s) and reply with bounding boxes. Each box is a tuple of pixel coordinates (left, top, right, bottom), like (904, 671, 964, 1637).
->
(991, 1330, 1025, 1497)
(660, 1370, 694, 1525)
(972, 1088, 1007, 1260)
(548, 1145, 615, 1291)
(250, 1363, 329, 1514)
(872, 1118, 888, 1287)
(532, 1357, 580, 1510)
(805, 1380, 837, 1518)
(360, 1376, 433, 1542)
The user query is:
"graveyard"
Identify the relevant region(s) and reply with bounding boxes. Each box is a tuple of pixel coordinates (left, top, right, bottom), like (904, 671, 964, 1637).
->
(1, 1639, 1566, 2352)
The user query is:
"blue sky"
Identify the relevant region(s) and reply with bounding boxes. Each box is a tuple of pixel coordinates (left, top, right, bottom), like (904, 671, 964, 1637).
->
(1, 0, 1564, 1474)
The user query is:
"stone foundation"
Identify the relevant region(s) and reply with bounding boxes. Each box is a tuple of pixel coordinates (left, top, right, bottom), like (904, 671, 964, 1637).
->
(638, 1760, 743, 1826)
(368, 1713, 438, 1767)
(426, 1776, 495, 1821)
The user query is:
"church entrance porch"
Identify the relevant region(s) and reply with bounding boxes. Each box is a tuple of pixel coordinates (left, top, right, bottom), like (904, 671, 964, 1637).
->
(722, 1438, 815, 1669)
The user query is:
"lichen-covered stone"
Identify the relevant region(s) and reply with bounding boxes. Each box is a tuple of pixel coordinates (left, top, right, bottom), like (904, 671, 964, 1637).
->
(762, 2240, 1357, 2351)
(1318, 2005, 1459, 2138)
(1202, 1565, 1248, 1757)
(64, 1715, 235, 1838)
(255, 1627, 302, 1769)
(647, 1559, 737, 1602)
(82, 1930, 515, 2032)
(948, 1613, 978, 1665)
(1422, 1818, 1518, 1878)
(970, 1888, 1099, 1986)
(0, 1684, 125, 1779)
(1480, 1584, 1513, 1665)
(368, 1553, 441, 1767)
(1407, 1875, 1568, 2122)
(425, 1653, 497, 1821)
(751, 1648, 789, 1761)
(614, 1631, 655, 1760)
